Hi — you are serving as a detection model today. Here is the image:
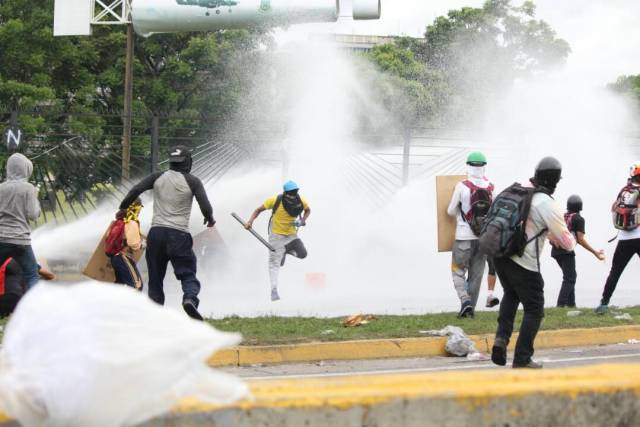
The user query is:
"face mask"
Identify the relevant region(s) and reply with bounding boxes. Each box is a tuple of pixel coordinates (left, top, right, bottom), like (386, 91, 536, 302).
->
(467, 165, 485, 179)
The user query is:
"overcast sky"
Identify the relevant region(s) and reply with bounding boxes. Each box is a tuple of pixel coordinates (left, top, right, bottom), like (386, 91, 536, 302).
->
(280, 0, 640, 86)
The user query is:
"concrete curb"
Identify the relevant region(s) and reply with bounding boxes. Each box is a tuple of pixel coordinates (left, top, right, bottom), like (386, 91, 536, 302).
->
(143, 363, 640, 426)
(208, 325, 640, 367)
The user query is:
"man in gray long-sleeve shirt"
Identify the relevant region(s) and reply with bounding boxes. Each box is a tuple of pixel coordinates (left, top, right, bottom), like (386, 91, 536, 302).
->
(119, 145, 214, 320)
(0, 153, 41, 290)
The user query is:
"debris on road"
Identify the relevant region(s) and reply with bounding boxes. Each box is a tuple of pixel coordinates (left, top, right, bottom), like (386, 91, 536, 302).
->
(421, 325, 479, 357)
(466, 352, 490, 361)
(342, 314, 377, 327)
(614, 313, 633, 321)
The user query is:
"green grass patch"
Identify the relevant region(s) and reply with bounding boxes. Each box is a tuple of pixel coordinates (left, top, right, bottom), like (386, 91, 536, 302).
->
(207, 306, 640, 346)
(1, 307, 638, 346)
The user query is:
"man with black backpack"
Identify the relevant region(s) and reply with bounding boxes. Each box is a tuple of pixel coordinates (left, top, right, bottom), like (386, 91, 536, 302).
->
(447, 152, 494, 318)
(595, 162, 640, 314)
(119, 145, 215, 321)
(245, 180, 310, 301)
(481, 157, 575, 369)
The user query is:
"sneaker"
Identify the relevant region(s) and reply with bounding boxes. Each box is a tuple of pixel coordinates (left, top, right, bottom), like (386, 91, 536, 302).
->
(457, 300, 473, 318)
(182, 299, 203, 321)
(486, 295, 500, 308)
(513, 359, 543, 369)
(271, 288, 280, 301)
(491, 337, 507, 366)
(595, 304, 608, 315)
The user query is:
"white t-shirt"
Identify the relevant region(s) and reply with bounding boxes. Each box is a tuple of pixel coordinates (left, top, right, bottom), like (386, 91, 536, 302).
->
(447, 175, 492, 241)
(512, 192, 576, 272)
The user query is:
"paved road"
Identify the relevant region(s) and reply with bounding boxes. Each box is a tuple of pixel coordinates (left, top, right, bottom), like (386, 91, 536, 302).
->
(220, 342, 640, 380)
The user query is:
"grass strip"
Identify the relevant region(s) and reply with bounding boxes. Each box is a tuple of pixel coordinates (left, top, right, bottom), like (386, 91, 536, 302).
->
(1, 306, 638, 346)
(207, 306, 640, 346)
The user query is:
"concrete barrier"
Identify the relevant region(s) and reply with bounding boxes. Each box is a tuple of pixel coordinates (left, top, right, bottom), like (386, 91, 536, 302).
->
(139, 363, 640, 426)
(3, 363, 640, 426)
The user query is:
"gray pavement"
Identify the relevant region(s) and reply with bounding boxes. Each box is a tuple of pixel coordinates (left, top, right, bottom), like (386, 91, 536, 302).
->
(220, 342, 640, 379)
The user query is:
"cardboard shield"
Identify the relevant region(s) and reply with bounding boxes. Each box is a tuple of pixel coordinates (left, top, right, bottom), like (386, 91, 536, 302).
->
(436, 175, 466, 252)
(83, 223, 144, 283)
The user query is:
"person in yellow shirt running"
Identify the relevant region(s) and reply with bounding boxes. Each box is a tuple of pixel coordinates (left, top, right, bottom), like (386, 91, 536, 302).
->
(246, 181, 311, 301)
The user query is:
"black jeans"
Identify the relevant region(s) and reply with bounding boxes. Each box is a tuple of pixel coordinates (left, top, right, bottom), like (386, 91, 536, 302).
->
(145, 226, 201, 307)
(553, 253, 576, 307)
(494, 257, 545, 366)
(601, 238, 640, 305)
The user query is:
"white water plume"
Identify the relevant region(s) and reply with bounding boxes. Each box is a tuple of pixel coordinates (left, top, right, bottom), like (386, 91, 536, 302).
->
(31, 1, 640, 317)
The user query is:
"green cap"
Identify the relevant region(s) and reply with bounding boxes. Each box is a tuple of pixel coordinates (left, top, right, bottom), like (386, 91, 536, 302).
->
(466, 151, 487, 165)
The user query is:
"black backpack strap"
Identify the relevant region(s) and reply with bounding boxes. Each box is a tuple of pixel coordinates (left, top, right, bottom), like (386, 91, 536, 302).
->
(268, 195, 283, 233)
(272, 194, 283, 214)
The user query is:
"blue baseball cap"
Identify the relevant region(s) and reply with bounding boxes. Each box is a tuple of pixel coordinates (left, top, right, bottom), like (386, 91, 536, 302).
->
(283, 180, 299, 192)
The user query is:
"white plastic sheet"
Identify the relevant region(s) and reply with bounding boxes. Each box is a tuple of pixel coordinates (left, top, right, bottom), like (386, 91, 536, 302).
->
(422, 325, 479, 357)
(0, 282, 248, 427)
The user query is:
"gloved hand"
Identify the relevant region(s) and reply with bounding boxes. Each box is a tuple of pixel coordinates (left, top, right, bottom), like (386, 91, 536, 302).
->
(204, 217, 216, 228)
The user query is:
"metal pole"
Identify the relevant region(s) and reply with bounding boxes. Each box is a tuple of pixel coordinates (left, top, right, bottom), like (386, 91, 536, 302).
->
(402, 128, 411, 186)
(151, 114, 160, 172)
(122, 22, 134, 180)
(8, 110, 18, 154)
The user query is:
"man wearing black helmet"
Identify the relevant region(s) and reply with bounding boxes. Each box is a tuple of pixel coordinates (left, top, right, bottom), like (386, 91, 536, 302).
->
(491, 157, 575, 369)
(551, 195, 605, 307)
(119, 145, 215, 321)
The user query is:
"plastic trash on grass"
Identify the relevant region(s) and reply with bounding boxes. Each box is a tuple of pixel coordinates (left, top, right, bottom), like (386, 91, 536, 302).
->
(0, 282, 248, 427)
(421, 325, 482, 357)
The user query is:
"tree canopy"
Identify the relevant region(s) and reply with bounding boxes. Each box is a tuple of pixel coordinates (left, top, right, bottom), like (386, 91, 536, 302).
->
(374, 0, 571, 126)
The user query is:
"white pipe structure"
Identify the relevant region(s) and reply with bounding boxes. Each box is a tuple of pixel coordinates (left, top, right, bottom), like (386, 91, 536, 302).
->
(132, 0, 346, 36)
(352, 0, 381, 20)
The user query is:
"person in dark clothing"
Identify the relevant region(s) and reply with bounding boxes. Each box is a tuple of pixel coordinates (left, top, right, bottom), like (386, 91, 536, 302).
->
(0, 258, 24, 317)
(491, 157, 575, 369)
(596, 162, 640, 315)
(0, 258, 55, 317)
(119, 145, 215, 321)
(551, 195, 605, 307)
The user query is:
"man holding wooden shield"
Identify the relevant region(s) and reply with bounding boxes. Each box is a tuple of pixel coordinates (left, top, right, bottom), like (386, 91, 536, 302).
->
(447, 152, 494, 318)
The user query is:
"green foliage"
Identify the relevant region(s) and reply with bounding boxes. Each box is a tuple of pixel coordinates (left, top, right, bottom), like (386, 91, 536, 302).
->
(0, 0, 266, 192)
(363, 0, 570, 126)
(364, 42, 449, 128)
(422, 0, 570, 123)
(608, 75, 640, 106)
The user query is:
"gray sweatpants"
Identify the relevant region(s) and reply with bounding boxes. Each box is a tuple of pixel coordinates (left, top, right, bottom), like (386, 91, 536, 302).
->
(268, 233, 298, 291)
(451, 239, 486, 308)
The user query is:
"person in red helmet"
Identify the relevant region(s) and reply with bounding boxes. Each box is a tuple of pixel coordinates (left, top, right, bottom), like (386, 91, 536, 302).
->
(596, 162, 640, 314)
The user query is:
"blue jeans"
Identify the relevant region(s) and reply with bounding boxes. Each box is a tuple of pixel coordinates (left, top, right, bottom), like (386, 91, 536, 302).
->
(145, 227, 201, 307)
(0, 243, 39, 290)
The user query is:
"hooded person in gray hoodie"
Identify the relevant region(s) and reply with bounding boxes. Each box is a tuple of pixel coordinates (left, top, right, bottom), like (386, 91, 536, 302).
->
(0, 153, 41, 290)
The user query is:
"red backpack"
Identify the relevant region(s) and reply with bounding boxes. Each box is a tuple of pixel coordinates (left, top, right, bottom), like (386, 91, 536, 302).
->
(0, 258, 11, 296)
(613, 184, 640, 231)
(105, 220, 126, 256)
(461, 180, 494, 236)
